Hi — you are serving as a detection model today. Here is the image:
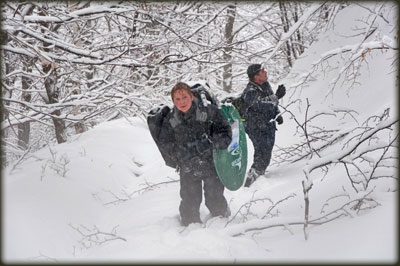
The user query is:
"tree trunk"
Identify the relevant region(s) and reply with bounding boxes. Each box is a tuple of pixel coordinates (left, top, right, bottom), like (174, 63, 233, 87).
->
(1, 31, 12, 166)
(279, 1, 293, 68)
(42, 62, 66, 144)
(70, 7, 89, 134)
(17, 56, 33, 149)
(222, 4, 236, 93)
(1, 31, 11, 126)
(39, 6, 67, 144)
(293, 3, 304, 56)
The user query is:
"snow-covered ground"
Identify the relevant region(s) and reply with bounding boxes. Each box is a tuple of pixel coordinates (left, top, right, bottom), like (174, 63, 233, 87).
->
(3, 115, 397, 263)
(2, 3, 398, 264)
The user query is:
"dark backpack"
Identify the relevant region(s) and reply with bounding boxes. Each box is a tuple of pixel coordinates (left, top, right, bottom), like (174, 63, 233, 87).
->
(147, 104, 177, 168)
(192, 83, 245, 118)
(222, 96, 244, 118)
(191, 83, 218, 107)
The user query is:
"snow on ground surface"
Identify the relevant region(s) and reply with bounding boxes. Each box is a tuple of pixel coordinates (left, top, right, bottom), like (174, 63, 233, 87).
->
(3, 115, 397, 263)
(2, 3, 398, 264)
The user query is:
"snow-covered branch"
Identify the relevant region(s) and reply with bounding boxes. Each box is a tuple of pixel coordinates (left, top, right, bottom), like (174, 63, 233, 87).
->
(290, 36, 397, 95)
(69, 223, 126, 250)
(222, 189, 380, 237)
(19, 4, 135, 23)
(304, 117, 398, 173)
(266, 3, 326, 63)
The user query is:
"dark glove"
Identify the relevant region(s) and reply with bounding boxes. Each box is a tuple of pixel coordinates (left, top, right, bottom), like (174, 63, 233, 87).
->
(276, 115, 283, 125)
(178, 164, 191, 174)
(275, 84, 286, 99)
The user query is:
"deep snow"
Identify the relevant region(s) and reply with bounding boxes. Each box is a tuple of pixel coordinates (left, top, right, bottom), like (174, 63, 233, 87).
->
(3, 115, 397, 263)
(2, 2, 398, 264)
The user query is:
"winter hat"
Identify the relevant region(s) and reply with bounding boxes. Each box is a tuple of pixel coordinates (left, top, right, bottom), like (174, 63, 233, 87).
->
(247, 64, 263, 80)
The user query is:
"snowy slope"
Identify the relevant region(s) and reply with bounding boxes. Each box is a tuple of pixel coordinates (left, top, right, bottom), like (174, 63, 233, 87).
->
(2, 3, 398, 264)
(275, 3, 398, 149)
(3, 116, 397, 263)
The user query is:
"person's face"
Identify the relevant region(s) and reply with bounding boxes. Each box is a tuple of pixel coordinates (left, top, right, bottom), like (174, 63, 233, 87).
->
(254, 68, 268, 84)
(173, 89, 194, 113)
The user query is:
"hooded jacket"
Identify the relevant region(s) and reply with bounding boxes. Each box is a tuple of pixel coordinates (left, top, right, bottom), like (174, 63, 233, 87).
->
(240, 81, 280, 135)
(158, 97, 232, 173)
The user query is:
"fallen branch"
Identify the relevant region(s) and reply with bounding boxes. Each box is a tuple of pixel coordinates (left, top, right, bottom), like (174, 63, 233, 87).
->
(69, 223, 127, 250)
(103, 178, 179, 206)
(223, 190, 379, 237)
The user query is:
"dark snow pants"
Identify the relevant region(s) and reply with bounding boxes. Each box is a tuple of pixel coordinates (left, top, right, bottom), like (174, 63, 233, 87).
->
(248, 127, 275, 175)
(179, 165, 228, 226)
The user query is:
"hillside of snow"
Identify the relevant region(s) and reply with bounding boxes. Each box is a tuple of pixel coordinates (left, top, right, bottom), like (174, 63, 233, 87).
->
(2, 3, 397, 264)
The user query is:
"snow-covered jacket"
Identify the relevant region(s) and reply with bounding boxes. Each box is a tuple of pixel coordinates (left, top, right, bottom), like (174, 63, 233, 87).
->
(240, 81, 280, 135)
(158, 97, 232, 173)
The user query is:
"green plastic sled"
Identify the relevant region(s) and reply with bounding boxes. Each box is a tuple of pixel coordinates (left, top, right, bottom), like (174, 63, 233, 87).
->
(213, 104, 248, 191)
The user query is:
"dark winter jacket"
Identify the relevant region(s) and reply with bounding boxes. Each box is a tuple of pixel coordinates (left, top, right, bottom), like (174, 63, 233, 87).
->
(240, 81, 280, 135)
(158, 97, 232, 174)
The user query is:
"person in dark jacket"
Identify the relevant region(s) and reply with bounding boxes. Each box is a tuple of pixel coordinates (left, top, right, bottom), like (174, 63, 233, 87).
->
(240, 64, 286, 187)
(158, 82, 232, 226)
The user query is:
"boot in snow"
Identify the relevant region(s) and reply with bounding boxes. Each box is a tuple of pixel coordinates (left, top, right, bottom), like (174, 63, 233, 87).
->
(244, 168, 263, 187)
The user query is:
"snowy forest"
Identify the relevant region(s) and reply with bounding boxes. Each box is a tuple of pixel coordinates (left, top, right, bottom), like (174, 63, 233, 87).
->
(1, 1, 399, 263)
(1, 1, 352, 156)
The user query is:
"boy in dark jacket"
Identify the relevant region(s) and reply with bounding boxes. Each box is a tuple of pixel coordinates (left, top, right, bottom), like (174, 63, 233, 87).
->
(240, 64, 286, 187)
(158, 82, 232, 226)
